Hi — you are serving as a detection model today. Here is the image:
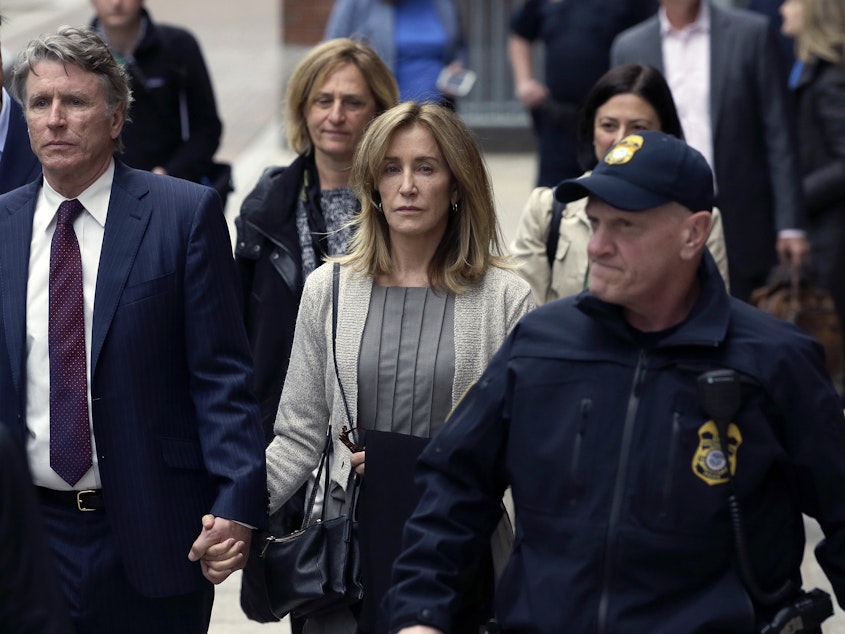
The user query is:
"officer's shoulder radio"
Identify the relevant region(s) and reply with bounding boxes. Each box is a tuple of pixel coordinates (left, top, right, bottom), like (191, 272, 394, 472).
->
(698, 369, 834, 634)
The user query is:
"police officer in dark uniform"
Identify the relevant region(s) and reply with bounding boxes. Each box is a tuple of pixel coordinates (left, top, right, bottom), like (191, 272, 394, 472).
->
(386, 131, 845, 634)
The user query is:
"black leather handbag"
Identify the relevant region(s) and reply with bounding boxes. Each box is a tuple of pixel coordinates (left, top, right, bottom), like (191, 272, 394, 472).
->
(261, 437, 362, 619)
(260, 263, 363, 619)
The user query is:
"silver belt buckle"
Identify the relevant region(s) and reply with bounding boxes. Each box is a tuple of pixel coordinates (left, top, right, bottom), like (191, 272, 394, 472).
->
(76, 489, 98, 512)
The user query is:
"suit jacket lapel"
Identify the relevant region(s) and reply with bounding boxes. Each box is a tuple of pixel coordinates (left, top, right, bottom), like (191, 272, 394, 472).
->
(91, 164, 151, 375)
(709, 5, 730, 138)
(0, 183, 39, 396)
(644, 18, 665, 73)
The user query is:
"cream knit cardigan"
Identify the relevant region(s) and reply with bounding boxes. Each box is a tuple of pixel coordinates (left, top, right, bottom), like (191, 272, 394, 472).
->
(267, 262, 534, 513)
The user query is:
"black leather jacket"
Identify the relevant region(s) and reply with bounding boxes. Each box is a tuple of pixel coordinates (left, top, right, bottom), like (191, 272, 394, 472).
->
(793, 59, 845, 218)
(235, 154, 324, 441)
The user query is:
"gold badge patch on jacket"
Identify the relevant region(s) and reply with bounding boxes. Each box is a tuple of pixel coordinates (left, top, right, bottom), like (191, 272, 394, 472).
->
(692, 421, 743, 485)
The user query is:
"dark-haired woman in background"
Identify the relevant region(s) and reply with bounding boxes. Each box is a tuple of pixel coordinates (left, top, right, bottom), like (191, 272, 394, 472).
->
(510, 63, 729, 305)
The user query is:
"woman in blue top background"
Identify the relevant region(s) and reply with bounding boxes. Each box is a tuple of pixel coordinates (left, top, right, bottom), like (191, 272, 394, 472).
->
(325, 0, 467, 107)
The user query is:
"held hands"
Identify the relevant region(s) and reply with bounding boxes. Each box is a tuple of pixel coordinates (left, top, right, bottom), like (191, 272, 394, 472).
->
(187, 514, 252, 584)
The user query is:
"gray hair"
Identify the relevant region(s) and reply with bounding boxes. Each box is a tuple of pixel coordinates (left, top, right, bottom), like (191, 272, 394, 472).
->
(11, 25, 133, 152)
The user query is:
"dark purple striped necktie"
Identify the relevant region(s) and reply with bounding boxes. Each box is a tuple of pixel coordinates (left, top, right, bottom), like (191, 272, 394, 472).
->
(49, 198, 92, 486)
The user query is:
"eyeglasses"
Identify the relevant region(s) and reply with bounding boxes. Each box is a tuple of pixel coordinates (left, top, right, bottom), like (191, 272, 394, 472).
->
(339, 425, 362, 453)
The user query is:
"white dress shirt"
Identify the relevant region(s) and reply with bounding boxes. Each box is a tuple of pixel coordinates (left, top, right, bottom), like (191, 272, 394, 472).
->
(659, 1, 804, 238)
(660, 3, 714, 179)
(26, 161, 114, 490)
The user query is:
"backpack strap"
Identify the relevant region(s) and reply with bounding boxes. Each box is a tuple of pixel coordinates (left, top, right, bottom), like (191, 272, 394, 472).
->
(546, 191, 566, 268)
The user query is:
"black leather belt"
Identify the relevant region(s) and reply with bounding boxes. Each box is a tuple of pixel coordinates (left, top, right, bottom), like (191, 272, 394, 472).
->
(36, 487, 104, 512)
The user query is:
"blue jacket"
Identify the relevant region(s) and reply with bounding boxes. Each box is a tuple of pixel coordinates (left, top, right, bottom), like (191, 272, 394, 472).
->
(0, 95, 40, 195)
(387, 253, 845, 633)
(324, 0, 466, 96)
(325, 0, 466, 71)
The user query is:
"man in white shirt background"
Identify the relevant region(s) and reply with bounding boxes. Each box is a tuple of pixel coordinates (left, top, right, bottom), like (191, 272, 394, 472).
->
(611, 0, 809, 301)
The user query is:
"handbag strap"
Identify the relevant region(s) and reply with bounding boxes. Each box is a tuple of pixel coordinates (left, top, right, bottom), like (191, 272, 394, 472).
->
(546, 191, 565, 268)
(332, 263, 355, 430)
(306, 262, 358, 521)
(289, 264, 358, 531)
(297, 265, 345, 528)
(300, 431, 331, 529)
(331, 263, 360, 518)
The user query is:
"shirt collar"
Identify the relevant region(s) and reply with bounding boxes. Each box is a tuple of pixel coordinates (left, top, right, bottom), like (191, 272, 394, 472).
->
(659, 0, 711, 37)
(38, 159, 115, 232)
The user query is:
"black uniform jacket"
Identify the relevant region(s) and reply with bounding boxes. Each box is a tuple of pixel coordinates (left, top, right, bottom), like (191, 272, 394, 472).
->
(234, 153, 326, 440)
(387, 253, 845, 633)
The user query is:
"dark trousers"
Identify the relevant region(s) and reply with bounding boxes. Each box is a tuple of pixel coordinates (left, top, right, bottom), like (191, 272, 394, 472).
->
(39, 499, 214, 634)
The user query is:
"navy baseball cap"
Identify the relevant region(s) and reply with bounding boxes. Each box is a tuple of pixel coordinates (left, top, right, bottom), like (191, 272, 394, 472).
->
(555, 130, 714, 213)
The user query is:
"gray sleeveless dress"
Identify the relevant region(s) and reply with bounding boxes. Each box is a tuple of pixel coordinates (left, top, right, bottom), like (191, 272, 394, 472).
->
(304, 284, 456, 634)
(358, 284, 455, 436)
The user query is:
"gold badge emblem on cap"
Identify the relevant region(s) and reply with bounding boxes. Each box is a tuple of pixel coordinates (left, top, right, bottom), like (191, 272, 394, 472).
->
(604, 134, 644, 166)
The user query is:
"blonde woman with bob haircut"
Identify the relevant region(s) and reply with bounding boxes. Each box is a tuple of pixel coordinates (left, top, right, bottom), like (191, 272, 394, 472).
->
(235, 37, 398, 450)
(233, 38, 397, 627)
(265, 102, 533, 633)
(284, 38, 401, 156)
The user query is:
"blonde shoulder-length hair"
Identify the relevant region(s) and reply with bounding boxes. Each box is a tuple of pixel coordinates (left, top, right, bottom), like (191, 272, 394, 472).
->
(284, 38, 399, 155)
(796, 0, 845, 67)
(335, 102, 508, 294)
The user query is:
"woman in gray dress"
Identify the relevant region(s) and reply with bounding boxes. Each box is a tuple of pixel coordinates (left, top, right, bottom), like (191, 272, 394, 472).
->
(265, 102, 534, 633)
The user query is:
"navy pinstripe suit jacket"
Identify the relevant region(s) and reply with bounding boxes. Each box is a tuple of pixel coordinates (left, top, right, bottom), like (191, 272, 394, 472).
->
(0, 161, 266, 597)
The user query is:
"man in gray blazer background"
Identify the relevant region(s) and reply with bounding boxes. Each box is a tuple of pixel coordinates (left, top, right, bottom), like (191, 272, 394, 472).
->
(611, 0, 808, 301)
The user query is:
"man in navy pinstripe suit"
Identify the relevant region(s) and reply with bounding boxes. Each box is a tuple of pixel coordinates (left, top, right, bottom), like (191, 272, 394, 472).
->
(0, 26, 266, 633)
